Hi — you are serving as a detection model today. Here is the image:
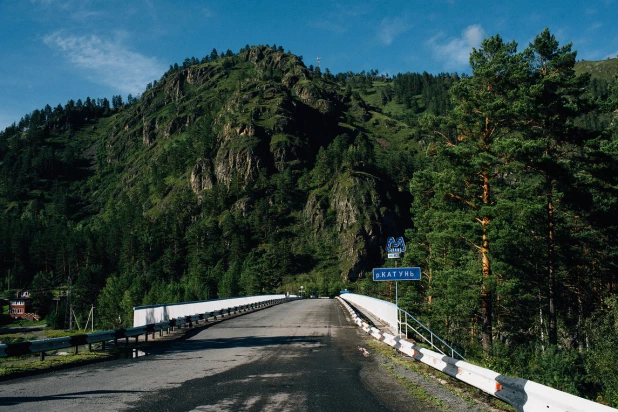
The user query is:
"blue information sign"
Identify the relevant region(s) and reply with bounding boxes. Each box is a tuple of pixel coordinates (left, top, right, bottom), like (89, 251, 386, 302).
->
(386, 237, 406, 253)
(373, 267, 421, 281)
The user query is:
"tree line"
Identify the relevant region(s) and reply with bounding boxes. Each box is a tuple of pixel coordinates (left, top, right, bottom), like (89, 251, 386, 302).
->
(373, 29, 618, 404)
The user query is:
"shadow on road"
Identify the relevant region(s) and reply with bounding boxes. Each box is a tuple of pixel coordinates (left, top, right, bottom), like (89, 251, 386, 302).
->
(0, 389, 150, 406)
(143, 335, 323, 357)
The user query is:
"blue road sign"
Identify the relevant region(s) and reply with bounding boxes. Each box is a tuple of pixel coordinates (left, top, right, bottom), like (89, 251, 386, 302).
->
(373, 267, 421, 281)
(386, 237, 406, 253)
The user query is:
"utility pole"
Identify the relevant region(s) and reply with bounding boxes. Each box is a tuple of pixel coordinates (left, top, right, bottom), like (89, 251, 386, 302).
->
(316, 57, 321, 69)
(84, 304, 94, 332)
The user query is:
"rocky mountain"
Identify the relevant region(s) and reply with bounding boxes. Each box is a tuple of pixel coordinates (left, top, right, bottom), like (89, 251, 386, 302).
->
(0, 45, 420, 327)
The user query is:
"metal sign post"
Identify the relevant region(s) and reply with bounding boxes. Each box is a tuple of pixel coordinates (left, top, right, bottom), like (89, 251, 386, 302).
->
(377, 237, 422, 337)
(385, 236, 409, 308)
(373, 267, 421, 307)
(373, 267, 421, 337)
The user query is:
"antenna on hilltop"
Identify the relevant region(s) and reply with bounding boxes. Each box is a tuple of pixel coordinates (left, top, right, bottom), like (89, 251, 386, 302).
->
(317, 57, 321, 69)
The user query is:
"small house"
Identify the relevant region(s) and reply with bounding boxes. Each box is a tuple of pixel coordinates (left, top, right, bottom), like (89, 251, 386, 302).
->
(9, 289, 39, 321)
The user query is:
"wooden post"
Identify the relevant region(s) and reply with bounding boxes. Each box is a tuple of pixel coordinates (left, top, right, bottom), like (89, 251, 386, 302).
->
(40, 351, 45, 361)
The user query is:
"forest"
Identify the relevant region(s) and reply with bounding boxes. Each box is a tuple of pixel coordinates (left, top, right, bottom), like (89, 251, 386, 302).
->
(0, 30, 617, 405)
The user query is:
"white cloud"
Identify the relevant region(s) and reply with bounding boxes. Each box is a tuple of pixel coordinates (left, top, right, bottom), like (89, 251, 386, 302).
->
(604, 51, 618, 60)
(588, 22, 603, 31)
(427, 24, 485, 69)
(43, 31, 165, 95)
(377, 17, 411, 46)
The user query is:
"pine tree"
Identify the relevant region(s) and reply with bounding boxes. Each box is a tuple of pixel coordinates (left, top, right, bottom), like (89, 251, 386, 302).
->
(439, 35, 529, 352)
(519, 29, 592, 345)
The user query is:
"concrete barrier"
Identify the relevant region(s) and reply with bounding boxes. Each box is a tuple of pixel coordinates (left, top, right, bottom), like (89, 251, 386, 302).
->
(133, 295, 286, 327)
(339, 293, 398, 333)
(336, 297, 616, 412)
(1, 298, 287, 360)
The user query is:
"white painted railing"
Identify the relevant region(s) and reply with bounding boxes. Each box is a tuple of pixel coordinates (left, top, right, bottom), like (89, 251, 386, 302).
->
(337, 296, 617, 412)
(133, 295, 287, 327)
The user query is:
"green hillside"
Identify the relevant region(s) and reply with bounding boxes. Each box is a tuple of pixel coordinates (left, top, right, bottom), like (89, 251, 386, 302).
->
(575, 57, 618, 81)
(0, 46, 428, 327)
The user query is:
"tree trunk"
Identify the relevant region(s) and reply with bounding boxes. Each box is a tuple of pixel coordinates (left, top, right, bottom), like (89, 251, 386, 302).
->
(428, 244, 433, 306)
(481, 172, 492, 353)
(547, 176, 557, 345)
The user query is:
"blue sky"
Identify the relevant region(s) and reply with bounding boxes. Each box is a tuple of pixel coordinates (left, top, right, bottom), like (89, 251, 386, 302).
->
(1, 0, 617, 131)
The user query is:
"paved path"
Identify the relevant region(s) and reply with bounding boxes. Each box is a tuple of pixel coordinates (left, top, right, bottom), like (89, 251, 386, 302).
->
(0, 299, 439, 411)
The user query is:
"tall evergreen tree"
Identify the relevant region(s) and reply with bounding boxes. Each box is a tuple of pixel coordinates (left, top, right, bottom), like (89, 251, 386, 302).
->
(519, 29, 592, 345)
(431, 35, 529, 352)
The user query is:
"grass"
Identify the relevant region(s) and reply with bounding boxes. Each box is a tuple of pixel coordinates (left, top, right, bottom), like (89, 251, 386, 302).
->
(381, 360, 450, 410)
(44, 330, 95, 338)
(575, 58, 618, 82)
(0, 334, 38, 344)
(3, 318, 47, 328)
(0, 351, 109, 378)
(365, 338, 515, 412)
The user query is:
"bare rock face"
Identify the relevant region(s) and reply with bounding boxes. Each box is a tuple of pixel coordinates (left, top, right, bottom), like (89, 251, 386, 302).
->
(158, 116, 186, 139)
(270, 134, 307, 172)
(303, 171, 387, 281)
(142, 117, 157, 146)
(293, 81, 337, 114)
(165, 72, 185, 102)
(304, 191, 328, 232)
(214, 122, 263, 188)
(186, 65, 223, 86)
(190, 159, 214, 197)
(330, 174, 384, 281)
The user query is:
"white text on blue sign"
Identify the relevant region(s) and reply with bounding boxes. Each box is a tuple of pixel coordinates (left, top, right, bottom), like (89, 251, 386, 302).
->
(373, 267, 421, 281)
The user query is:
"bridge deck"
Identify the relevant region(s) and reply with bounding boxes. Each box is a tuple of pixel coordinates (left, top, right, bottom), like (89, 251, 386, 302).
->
(0, 299, 480, 411)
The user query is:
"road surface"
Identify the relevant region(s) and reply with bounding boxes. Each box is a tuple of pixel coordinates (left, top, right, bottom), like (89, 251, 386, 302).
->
(0, 299, 440, 411)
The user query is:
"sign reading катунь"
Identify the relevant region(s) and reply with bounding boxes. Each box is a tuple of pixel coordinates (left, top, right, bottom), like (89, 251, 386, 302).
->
(372, 267, 421, 281)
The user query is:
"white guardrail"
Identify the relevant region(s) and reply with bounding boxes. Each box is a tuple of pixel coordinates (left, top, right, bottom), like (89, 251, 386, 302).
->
(133, 294, 287, 327)
(337, 294, 617, 412)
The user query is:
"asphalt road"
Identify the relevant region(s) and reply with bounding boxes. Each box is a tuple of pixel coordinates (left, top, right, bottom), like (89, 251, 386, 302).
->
(0, 299, 435, 412)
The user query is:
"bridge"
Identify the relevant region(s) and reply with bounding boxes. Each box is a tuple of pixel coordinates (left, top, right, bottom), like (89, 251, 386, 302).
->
(0, 296, 615, 411)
